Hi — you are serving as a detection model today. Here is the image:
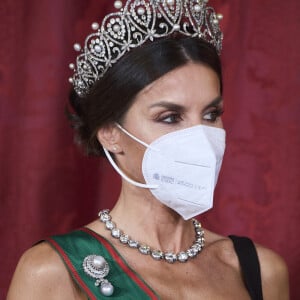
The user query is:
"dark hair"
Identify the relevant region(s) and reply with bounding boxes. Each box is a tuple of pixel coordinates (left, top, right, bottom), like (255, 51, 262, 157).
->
(68, 36, 222, 156)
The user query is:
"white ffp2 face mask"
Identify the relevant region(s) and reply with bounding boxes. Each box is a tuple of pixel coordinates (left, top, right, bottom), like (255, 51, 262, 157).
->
(103, 124, 226, 220)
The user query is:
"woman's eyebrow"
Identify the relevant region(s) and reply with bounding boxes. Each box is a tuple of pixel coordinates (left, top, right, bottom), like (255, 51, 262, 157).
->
(149, 101, 186, 112)
(203, 96, 223, 110)
(149, 96, 223, 111)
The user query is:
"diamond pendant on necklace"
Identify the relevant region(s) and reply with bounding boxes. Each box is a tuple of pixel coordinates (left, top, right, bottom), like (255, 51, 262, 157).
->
(98, 209, 205, 263)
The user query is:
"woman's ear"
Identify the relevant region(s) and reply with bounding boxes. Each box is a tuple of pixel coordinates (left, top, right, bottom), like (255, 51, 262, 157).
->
(97, 124, 122, 153)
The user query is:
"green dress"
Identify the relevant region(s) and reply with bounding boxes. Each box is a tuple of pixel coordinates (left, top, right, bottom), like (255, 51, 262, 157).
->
(46, 227, 159, 300)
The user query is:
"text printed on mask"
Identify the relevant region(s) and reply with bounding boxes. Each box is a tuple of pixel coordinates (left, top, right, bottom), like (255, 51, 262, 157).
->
(153, 173, 207, 191)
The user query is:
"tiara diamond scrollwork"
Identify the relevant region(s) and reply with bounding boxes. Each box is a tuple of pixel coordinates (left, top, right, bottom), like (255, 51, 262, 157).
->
(69, 0, 223, 97)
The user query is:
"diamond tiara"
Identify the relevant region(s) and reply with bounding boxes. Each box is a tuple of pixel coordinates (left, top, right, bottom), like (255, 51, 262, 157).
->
(69, 0, 223, 97)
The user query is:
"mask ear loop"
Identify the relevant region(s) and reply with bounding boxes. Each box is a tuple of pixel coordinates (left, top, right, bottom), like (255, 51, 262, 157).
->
(115, 123, 158, 151)
(102, 124, 159, 189)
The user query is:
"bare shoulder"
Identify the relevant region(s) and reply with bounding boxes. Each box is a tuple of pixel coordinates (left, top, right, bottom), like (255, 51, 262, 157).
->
(7, 242, 85, 300)
(204, 231, 289, 299)
(255, 244, 289, 300)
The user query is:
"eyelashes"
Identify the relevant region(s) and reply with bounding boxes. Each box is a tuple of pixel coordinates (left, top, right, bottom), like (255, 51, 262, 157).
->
(203, 108, 224, 122)
(155, 107, 224, 125)
(157, 112, 183, 124)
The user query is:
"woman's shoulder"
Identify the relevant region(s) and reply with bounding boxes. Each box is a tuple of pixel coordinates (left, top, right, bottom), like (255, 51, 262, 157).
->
(7, 241, 84, 300)
(205, 231, 289, 299)
(255, 243, 289, 299)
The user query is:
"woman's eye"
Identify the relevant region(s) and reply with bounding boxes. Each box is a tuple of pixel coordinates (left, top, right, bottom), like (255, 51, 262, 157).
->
(203, 109, 224, 122)
(159, 113, 182, 124)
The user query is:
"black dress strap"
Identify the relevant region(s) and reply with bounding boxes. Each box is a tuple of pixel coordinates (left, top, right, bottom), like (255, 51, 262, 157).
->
(228, 235, 263, 300)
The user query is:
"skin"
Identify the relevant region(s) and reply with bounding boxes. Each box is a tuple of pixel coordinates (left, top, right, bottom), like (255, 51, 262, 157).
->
(7, 63, 289, 299)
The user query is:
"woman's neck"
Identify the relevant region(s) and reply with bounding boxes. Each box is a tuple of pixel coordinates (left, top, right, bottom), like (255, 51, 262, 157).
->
(109, 182, 196, 253)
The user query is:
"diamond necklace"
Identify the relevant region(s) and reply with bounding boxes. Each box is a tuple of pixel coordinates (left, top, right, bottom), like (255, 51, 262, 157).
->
(98, 209, 205, 263)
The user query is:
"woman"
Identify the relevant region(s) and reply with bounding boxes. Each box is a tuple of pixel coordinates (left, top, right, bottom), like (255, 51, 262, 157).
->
(8, 0, 289, 299)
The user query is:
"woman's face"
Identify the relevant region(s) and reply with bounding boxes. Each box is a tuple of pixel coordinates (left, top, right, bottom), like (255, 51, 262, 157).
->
(117, 62, 223, 182)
